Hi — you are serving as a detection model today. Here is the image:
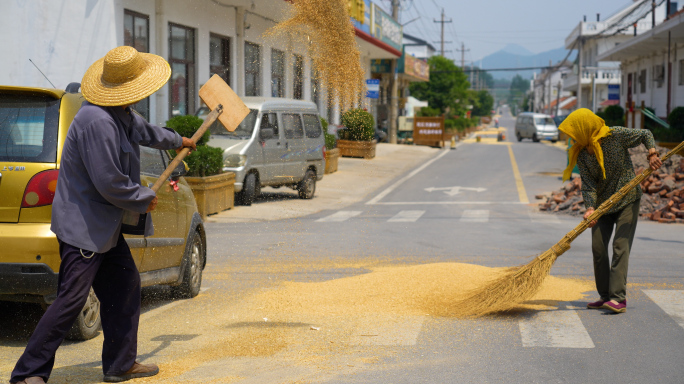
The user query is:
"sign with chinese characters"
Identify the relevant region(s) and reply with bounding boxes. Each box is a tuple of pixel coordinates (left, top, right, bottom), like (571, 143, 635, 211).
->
(413, 116, 445, 147)
(401, 53, 429, 82)
(371, 59, 392, 74)
(350, 0, 371, 34)
(366, 79, 380, 99)
(608, 84, 620, 101)
(371, 4, 402, 52)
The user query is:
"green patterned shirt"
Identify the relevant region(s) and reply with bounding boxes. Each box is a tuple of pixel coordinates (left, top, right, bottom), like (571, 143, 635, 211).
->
(577, 127, 656, 214)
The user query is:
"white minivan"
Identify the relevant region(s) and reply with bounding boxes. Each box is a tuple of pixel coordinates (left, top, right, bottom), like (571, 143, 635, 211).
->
(200, 97, 325, 205)
(514, 112, 559, 143)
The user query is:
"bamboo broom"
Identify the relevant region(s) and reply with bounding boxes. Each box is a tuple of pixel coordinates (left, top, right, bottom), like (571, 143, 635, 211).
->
(454, 140, 684, 317)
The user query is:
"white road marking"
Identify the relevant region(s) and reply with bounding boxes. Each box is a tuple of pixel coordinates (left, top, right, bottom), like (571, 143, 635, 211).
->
(643, 290, 684, 330)
(519, 309, 594, 348)
(424, 186, 487, 196)
(349, 316, 425, 346)
(366, 148, 452, 205)
(315, 210, 363, 222)
(460, 210, 489, 223)
(388, 210, 425, 222)
(529, 212, 561, 224)
(372, 201, 524, 205)
(141, 287, 210, 321)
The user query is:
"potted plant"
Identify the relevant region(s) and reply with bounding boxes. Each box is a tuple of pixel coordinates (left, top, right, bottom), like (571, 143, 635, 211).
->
(321, 117, 340, 174)
(166, 115, 235, 217)
(337, 108, 377, 159)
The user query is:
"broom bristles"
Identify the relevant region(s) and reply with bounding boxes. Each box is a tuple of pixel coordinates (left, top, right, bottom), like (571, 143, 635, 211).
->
(452, 250, 559, 317)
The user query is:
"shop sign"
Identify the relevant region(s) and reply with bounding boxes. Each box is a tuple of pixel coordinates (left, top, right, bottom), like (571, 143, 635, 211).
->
(372, 4, 402, 52)
(371, 59, 392, 74)
(608, 84, 620, 100)
(366, 79, 380, 99)
(402, 54, 429, 82)
(413, 116, 445, 147)
(350, 0, 371, 34)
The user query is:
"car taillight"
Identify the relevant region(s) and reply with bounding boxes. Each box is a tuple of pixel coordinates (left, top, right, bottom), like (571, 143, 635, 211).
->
(322, 146, 326, 158)
(21, 170, 59, 208)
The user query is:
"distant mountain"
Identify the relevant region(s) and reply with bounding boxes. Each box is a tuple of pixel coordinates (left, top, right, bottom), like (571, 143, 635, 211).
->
(478, 46, 577, 80)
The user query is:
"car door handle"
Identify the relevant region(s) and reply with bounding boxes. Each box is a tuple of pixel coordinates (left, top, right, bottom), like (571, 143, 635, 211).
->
(285, 142, 289, 149)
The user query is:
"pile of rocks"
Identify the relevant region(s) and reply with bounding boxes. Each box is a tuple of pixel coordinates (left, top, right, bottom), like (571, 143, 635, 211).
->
(537, 145, 684, 223)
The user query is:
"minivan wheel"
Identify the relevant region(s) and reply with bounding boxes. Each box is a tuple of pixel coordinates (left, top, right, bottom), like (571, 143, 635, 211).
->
(532, 133, 540, 142)
(516, 132, 522, 142)
(171, 230, 204, 299)
(297, 169, 316, 199)
(241, 173, 257, 206)
(66, 288, 101, 341)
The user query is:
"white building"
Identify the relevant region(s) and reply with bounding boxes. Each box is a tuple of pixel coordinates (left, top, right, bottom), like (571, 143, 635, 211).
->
(532, 61, 573, 116)
(563, 1, 669, 112)
(0, 0, 400, 126)
(402, 33, 436, 61)
(599, 8, 684, 123)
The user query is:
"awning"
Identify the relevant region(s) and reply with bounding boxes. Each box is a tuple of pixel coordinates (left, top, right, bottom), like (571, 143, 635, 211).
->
(355, 27, 402, 59)
(600, 99, 619, 106)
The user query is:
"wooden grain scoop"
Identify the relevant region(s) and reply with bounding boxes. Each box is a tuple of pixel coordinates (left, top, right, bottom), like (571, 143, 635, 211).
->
(151, 74, 250, 192)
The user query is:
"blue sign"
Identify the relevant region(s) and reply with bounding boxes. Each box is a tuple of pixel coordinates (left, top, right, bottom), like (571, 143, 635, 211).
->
(366, 79, 380, 99)
(608, 84, 620, 100)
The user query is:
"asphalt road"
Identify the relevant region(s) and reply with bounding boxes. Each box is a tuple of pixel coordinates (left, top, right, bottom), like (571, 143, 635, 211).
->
(1, 107, 682, 383)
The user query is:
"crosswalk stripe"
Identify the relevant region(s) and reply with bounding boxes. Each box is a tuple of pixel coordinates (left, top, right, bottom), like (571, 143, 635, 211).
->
(315, 210, 362, 222)
(643, 290, 684, 330)
(349, 315, 425, 346)
(388, 210, 426, 222)
(519, 308, 594, 348)
(460, 210, 489, 223)
(529, 212, 561, 224)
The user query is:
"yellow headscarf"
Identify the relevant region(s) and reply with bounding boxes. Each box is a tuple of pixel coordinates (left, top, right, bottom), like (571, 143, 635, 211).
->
(558, 108, 612, 182)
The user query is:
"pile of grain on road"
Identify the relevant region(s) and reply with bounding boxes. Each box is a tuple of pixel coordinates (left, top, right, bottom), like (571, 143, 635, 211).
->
(253, 262, 592, 318)
(537, 145, 684, 223)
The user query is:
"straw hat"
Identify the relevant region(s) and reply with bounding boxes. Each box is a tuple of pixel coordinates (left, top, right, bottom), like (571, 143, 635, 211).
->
(81, 46, 171, 106)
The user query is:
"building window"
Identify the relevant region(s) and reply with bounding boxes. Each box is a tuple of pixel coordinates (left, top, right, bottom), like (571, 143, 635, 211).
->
(639, 69, 646, 94)
(271, 49, 285, 98)
(311, 64, 320, 107)
(654, 64, 664, 88)
(293, 54, 303, 100)
(168, 23, 196, 117)
(124, 10, 150, 120)
(245, 42, 261, 96)
(210, 34, 230, 86)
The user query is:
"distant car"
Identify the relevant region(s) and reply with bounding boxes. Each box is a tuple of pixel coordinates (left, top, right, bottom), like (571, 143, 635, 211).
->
(515, 112, 559, 143)
(198, 97, 325, 206)
(0, 84, 207, 340)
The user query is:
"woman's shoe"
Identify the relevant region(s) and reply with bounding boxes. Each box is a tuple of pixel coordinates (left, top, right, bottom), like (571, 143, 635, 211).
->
(587, 299, 607, 309)
(602, 300, 627, 313)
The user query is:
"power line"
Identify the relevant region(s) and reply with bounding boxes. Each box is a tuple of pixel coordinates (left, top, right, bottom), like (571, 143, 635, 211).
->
(433, 8, 452, 56)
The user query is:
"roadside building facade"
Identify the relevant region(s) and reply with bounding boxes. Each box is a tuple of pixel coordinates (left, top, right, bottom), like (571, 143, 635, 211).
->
(532, 61, 573, 116)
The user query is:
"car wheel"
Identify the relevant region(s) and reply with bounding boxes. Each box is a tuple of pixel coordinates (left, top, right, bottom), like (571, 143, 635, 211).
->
(240, 173, 257, 206)
(516, 132, 522, 142)
(171, 230, 204, 299)
(532, 133, 540, 142)
(551, 139, 557, 143)
(297, 169, 316, 199)
(66, 287, 101, 341)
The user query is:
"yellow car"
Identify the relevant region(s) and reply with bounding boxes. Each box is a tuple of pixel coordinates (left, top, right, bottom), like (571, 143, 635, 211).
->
(0, 84, 207, 340)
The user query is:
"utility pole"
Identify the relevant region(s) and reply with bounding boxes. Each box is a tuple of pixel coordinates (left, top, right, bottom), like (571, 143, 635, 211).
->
(389, 0, 400, 144)
(576, 26, 583, 110)
(433, 8, 452, 56)
(456, 43, 469, 69)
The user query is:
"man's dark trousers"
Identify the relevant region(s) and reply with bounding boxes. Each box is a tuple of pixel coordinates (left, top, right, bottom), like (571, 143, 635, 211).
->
(11, 234, 140, 383)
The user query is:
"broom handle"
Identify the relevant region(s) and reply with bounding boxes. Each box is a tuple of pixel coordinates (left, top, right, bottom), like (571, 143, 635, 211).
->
(150, 104, 223, 193)
(544, 140, 684, 258)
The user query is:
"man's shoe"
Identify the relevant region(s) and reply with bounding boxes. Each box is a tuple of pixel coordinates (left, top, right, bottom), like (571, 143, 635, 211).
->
(587, 299, 607, 309)
(103, 362, 159, 383)
(12, 378, 46, 384)
(602, 300, 627, 313)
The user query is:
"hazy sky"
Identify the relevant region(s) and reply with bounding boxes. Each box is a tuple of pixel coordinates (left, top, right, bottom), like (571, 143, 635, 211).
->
(377, 0, 636, 61)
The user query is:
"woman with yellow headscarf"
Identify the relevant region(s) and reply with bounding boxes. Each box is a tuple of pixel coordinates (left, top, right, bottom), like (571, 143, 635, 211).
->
(559, 108, 662, 314)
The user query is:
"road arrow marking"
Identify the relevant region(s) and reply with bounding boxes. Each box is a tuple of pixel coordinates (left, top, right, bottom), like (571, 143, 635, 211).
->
(424, 186, 487, 196)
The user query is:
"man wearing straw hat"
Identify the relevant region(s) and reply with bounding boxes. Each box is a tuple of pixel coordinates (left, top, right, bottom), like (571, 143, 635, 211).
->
(558, 108, 662, 314)
(10, 46, 196, 384)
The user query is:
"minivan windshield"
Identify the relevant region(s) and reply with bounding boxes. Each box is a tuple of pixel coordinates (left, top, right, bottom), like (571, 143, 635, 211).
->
(208, 109, 258, 138)
(0, 94, 60, 162)
(535, 117, 555, 126)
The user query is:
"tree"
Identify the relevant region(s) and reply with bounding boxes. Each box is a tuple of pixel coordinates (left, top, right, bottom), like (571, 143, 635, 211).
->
(470, 90, 494, 117)
(508, 74, 530, 112)
(409, 56, 470, 115)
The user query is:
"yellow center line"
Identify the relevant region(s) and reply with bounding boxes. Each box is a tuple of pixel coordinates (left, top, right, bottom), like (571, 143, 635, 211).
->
(507, 143, 529, 203)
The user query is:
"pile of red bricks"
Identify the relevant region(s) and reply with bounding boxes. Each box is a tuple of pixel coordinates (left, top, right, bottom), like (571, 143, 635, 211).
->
(639, 158, 684, 223)
(537, 146, 684, 223)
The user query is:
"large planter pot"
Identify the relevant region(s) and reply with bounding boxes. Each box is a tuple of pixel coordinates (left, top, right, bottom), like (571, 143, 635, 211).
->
(324, 147, 340, 174)
(337, 139, 377, 159)
(184, 172, 235, 218)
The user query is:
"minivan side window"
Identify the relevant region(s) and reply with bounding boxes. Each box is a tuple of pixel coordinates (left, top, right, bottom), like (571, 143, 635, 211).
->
(140, 147, 165, 176)
(302, 114, 322, 138)
(260, 112, 279, 138)
(282, 113, 303, 139)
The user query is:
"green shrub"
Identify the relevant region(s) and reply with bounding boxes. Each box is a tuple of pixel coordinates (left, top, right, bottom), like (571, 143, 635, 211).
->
(668, 107, 684, 134)
(603, 105, 625, 127)
(339, 108, 374, 141)
(183, 145, 223, 177)
(417, 107, 441, 117)
(320, 117, 336, 149)
(166, 115, 211, 146)
(643, 107, 660, 130)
